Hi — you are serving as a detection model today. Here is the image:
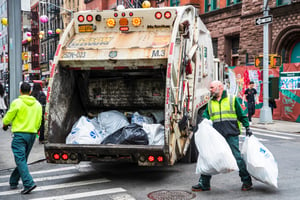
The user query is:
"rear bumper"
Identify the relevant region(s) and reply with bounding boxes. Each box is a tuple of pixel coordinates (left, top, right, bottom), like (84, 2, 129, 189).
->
(44, 143, 168, 166)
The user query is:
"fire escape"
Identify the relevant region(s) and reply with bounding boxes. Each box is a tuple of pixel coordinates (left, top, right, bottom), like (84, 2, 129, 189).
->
(30, 10, 40, 70)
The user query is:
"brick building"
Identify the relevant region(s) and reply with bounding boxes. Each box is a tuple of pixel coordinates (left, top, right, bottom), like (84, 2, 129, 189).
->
(199, 0, 300, 67)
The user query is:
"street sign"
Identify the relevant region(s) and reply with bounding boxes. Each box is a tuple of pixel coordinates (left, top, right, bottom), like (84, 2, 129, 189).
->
(255, 15, 273, 25)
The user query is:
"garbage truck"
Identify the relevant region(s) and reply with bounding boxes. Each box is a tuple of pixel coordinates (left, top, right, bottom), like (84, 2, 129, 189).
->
(44, 5, 216, 166)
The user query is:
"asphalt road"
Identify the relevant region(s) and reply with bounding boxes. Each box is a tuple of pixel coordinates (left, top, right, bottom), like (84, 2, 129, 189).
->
(0, 128, 299, 200)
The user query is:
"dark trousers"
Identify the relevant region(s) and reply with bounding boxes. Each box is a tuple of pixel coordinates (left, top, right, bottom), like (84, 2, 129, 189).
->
(247, 102, 255, 122)
(9, 133, 36, 189)
(39, 116, 45, 142)
(198, 135, 252, 187)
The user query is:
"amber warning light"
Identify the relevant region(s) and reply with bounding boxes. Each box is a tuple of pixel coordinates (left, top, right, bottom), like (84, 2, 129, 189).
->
(78, 24, 94, 32)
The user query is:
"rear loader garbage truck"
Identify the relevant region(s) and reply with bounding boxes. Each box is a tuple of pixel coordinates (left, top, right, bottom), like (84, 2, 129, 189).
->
(44, 5, 216, 166)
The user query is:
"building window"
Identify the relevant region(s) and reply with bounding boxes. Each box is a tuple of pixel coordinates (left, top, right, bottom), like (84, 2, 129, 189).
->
(205, 0, 219, 12)
(231, 37, 239, 66)
(277, 0, 291, 6)
(212, 38, 218, 58)
(225, 35, 240, 66)
(170, 0, 180, 6)
(226, 0, 242, 6)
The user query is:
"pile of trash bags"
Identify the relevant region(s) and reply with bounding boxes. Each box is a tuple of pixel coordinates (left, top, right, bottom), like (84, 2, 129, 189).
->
(66, 110, 164, 145)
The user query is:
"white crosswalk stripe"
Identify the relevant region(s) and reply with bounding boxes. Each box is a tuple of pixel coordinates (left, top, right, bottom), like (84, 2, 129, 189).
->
(253, 132, 293, 140)
(0, 164, 91, 179)
(29, 188, 127, 200)
(0, 178, 110, 196)
(0, 165, 135, 199)
(239, 129, 300, 144)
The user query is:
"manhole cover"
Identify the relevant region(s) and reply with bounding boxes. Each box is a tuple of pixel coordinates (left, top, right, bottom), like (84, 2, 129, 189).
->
(147, 190, 196, 200)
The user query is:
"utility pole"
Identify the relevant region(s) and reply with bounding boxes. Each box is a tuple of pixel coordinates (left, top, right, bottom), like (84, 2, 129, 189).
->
(259, 0, 272, 123)
(8, 0, 22, 103)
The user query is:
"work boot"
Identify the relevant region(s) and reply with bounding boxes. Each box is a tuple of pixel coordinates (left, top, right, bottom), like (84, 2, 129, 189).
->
(192, 183, 211, 192)
(241, 183, 253, 191)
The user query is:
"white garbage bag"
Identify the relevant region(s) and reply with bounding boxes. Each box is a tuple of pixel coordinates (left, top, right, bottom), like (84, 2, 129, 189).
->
(241, 135, 278, 188)
(195, 118, 239, 175)
(66, 116, 101, 144)
(131, 112, 154, 126)
(142, 124, 164, 145)
(97, 110, 130, 140)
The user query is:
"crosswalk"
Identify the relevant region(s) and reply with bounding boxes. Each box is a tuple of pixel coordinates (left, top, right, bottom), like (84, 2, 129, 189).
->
(0, 164, 136, 200)
(239, 127, 300, 143)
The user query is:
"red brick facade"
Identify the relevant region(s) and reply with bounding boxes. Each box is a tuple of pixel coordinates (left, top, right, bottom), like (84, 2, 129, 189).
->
(199, 0, 300, 66)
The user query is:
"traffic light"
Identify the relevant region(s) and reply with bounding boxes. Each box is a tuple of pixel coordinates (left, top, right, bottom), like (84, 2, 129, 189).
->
(255, 54, 281, 68)
(270, 55, 281, 68)
(255, 56, 263, 68)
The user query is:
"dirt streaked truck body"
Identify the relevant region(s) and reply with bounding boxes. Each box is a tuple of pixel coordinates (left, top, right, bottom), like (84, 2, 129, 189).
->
(44, 6, 214, 166)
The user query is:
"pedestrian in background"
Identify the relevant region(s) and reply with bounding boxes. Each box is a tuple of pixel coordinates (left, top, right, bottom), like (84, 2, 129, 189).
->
(269, 98, 277, 115)
(2, 82, 42, 194)
(243, 81, 258, 125)
(31, 83, 46, 144)
(0, 83, 7, 117)
(192, 80, 253, 192)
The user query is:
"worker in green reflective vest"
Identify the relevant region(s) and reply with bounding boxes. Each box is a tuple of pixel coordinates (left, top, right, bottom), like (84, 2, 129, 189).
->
(192, 80, 253, 192)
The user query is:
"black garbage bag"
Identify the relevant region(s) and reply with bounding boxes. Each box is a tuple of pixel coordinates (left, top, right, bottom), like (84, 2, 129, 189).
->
(101, 124, 149, 145)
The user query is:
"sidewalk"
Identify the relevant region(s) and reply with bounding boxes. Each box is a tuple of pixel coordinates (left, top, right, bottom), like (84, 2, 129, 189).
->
(251, 117, 300, 133)
(0, 128, 45, 172)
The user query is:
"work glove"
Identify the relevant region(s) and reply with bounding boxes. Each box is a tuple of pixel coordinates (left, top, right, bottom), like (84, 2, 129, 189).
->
(2, 125, 8, 131)
(246, 127, 252, 136)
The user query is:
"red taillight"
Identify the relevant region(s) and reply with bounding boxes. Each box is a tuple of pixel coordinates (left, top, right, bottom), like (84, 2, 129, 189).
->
(53, 153, 60, 160)
(114, 13, 118, 17)
(86, 15, 93, 22)
(155, 12, 162, 19)
(119, 26, 129, 31)
(62, 153, 68, 160)
(121, 12, 126, 17)
(148, 156, 155, 162)
(157, 156, 163, 162)
(78, 15, 84, 22)
(129, 12, 133, 16)
(164, 11, 171, 19)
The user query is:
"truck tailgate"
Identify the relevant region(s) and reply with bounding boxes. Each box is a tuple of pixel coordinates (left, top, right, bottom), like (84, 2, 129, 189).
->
(45, 143, 166, 166)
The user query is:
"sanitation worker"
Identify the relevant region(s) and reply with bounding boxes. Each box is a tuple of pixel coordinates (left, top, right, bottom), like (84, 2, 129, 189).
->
(192, 80, 253, 192)
(2, 82, 42, 194)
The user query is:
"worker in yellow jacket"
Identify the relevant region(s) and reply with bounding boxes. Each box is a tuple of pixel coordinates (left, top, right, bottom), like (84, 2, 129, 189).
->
(3, 82, 42, 195)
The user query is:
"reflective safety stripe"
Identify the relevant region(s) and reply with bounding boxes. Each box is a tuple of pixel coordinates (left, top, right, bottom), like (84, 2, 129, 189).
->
(208, 95, 238, 121)
(212, 118, 237, 123)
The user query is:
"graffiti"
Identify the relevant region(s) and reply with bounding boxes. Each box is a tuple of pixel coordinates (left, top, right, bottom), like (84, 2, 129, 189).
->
(282, 93, 296, 115)
(62, 52, 87, 59)
(68, 37, 113, 48)
(280, 76, 300, 90)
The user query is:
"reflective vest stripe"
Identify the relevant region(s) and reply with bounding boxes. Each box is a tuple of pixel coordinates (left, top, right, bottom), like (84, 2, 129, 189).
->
(208, 95, 237, 121)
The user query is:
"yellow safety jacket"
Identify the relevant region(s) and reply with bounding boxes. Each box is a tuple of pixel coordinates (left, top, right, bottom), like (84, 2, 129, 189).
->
(208, 94, 241, 137)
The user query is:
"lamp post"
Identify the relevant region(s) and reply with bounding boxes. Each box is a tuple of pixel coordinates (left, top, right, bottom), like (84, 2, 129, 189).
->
(259, 0, 272, 123)
(8, 0, 22, 103)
